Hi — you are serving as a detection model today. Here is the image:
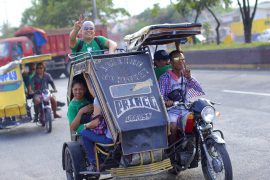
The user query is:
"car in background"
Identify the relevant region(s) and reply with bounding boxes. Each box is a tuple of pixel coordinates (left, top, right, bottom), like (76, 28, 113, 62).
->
(257, 28, 270, 42)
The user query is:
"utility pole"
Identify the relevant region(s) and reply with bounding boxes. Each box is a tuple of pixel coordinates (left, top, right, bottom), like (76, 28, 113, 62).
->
(92, 0, 100, 24)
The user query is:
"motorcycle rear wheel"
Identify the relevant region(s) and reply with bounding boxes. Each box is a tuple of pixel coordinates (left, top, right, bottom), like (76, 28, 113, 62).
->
(201, 140, 233, 180)
(45, 108, 52, 133)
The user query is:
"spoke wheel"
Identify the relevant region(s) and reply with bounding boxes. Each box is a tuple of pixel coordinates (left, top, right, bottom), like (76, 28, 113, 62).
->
(201, 140, 233, 180)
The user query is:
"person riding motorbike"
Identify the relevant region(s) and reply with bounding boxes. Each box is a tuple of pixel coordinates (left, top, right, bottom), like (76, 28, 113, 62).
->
(159, 50, 205, 144)
(28, 62, 62, 120)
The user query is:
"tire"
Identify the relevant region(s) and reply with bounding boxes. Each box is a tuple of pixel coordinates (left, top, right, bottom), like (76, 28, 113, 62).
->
(44, 108, 52, 133)
(201, 140, 233, 180)
(63, 142, 89, 180)
(65, 147, 82, 180)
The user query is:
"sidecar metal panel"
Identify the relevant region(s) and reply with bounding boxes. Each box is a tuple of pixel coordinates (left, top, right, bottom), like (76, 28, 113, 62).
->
(88, 52, 168, 155)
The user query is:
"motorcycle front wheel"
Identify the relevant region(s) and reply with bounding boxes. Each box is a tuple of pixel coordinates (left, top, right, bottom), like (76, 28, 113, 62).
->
(201, 139, 233, 180)
(44, 108, 52, 133)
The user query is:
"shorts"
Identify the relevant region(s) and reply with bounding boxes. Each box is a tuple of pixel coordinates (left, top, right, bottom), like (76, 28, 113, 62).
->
(167, 107, 189, 125)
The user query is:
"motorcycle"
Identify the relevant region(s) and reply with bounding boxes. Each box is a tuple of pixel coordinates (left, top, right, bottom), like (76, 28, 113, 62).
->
(166, 98, 233, 180)
(34, 89, 54, 133)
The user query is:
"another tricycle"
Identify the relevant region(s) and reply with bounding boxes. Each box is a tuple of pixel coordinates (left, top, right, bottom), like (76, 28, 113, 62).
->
(0, 54, 54, 133)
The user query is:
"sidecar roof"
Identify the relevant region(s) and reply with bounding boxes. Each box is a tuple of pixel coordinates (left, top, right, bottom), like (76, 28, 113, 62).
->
(21, 54, 52, 64)
(124, 23, 201, 51)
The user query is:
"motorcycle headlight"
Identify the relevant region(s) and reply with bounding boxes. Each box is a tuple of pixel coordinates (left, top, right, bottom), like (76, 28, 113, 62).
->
(201, 106, 215, 123)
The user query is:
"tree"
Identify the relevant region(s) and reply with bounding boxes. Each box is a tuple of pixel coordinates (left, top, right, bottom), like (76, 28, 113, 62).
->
(124, 4, 186, 35)
(204, 0, 231, 45)
(174, 0, 231, 45)
(175, 0, 204, 24)
(237, 0, 258, 43)
(202, 22, 212, 43)
(21, 0, 129, 29)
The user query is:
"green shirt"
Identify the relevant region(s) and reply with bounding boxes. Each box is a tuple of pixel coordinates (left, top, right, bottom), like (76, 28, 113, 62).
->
(154, 64, 172, 81)
(67, 98, 90, 133)
(22, 72, 35, 93)
(71, 36, 107, 56)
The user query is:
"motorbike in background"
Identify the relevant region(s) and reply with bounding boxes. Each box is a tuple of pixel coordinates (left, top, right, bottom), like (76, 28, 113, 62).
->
(34, 89, 55, 133)
(167, 98, 233, 180)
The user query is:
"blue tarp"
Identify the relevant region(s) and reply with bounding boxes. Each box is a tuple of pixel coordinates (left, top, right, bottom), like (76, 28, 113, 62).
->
(34, 32, 47, 46)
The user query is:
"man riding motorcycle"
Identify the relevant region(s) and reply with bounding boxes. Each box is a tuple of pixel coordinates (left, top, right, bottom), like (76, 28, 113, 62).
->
(28, 62, 62, 121)
(159, 50, 205, 144)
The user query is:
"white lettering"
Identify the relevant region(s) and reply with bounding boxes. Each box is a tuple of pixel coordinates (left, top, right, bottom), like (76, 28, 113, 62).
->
(125, 112, 152, 123)
(114, 96, 160, 118)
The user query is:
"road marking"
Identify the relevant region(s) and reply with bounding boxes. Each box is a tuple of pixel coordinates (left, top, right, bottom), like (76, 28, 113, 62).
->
(222, 90, 270, 97)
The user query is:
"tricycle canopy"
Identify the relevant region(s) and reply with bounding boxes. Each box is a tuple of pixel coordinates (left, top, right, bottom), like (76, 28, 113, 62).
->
(124, 23, 201, 51)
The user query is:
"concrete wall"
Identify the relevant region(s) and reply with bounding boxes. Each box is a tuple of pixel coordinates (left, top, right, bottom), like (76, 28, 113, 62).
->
(185, 46, 270, 69)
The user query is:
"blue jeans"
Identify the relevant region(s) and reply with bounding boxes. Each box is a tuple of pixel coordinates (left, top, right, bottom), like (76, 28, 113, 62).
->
(80, 129, 113, 164)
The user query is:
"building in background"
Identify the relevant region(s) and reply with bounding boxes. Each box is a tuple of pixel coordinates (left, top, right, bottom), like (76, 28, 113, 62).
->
(222, 1, 270, 42)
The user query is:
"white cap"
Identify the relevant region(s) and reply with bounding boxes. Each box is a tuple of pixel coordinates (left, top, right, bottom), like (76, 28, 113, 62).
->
(82, 21, 95, 29)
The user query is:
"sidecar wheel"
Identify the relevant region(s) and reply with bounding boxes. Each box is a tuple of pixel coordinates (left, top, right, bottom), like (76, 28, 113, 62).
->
(65, 147, 82, 180)
(201, 140, 233, 180)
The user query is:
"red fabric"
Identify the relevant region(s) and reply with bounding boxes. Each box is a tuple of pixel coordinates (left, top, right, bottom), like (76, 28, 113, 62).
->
(14, 26, 47, 40)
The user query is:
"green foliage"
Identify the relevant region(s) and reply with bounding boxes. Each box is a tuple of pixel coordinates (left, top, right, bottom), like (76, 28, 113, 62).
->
(21, 0, 129, 29)
(124, 4, 186, 35)
(174, 0, 232, 23)
(151, 3, 161, 17)
(202, 22, 212, 42)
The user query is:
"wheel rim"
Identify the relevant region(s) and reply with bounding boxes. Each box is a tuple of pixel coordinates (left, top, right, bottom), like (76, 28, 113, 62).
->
(206, 145, 225, 180)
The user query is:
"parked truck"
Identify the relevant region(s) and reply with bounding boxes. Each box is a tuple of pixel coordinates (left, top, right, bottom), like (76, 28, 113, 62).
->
(0, 25, 108, 78)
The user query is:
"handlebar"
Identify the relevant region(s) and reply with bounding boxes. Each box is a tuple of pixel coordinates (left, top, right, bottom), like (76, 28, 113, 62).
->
(28, 89, 56, 96)
(166, 101, 191, 111)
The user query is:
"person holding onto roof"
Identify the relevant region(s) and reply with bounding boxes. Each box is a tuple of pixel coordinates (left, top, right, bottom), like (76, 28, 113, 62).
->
(159, 50, 205, 144)
(69, 15, 117, 55)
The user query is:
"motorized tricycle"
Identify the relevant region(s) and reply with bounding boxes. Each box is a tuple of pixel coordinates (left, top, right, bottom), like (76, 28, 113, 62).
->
(62, 23, 232, 180)
(0, 54, 54, 133)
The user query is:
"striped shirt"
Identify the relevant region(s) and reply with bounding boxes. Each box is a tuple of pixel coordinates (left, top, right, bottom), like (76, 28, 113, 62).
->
(159, 70, 205, 102)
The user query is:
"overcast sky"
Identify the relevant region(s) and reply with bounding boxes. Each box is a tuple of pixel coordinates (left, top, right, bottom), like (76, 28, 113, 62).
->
(0, 0, 266, 27)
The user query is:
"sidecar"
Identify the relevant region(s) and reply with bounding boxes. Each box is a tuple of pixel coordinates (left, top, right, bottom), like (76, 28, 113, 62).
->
(62, 23, 201, 179)
(0, 54, 51, 129)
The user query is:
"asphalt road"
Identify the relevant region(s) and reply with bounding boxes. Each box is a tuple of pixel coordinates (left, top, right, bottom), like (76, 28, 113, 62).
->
(0, 69, 270, 180)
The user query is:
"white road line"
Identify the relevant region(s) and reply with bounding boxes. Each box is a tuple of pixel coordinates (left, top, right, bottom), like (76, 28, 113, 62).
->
(222, 90, 270, 97)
